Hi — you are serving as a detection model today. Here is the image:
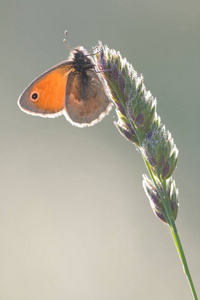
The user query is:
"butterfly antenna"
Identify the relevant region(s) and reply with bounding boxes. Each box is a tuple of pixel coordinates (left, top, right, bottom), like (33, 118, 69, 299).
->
(63, 30, 72, 52)
(87, 44, 103, 55)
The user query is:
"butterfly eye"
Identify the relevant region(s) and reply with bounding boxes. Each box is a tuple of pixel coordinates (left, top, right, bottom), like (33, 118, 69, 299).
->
(31, 92, 39, 102)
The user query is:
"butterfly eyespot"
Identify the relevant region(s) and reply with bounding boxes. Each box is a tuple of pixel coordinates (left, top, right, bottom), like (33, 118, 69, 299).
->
(31, 92, 39, 102)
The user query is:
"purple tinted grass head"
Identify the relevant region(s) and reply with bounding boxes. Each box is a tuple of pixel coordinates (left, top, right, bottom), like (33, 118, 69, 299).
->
(94, 41, 179, 223)
(143, 175, 178, 224)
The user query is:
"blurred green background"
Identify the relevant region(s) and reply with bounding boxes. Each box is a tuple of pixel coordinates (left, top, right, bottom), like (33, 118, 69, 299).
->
(1, 0, 200, 299)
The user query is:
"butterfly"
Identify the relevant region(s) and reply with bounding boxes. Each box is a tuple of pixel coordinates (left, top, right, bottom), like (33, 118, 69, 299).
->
(18, 41, 112, 127)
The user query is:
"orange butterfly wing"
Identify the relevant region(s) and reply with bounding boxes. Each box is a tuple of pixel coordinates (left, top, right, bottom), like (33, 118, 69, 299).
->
(18, 62, 73, 117)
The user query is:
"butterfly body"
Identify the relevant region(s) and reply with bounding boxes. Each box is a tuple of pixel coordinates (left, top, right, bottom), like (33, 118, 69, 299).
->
(18, 46, 112, 127)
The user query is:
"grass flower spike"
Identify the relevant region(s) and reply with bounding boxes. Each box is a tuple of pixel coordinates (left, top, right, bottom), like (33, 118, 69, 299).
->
(94, 42, 198, 299)
(95, 42, 179, 223)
